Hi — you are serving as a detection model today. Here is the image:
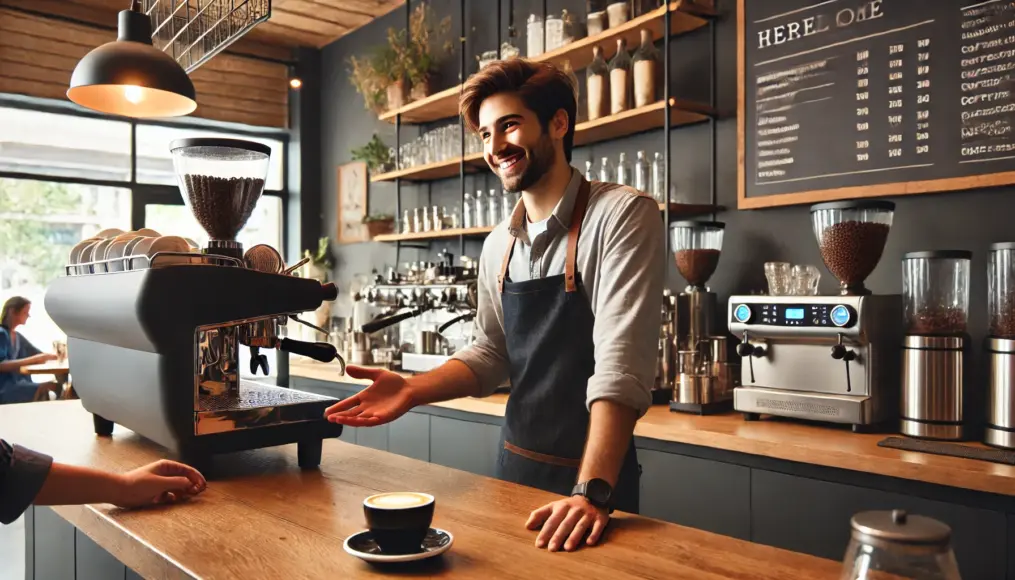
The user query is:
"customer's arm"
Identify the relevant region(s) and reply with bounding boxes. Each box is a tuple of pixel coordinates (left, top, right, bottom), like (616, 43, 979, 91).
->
(19, 333, 41, 357)
(0, 334, 55, 373)
(0, 440, 207, 525)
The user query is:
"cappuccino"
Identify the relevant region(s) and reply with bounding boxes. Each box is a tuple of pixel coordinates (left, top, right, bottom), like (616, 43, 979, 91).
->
(364, 492, 433, 509)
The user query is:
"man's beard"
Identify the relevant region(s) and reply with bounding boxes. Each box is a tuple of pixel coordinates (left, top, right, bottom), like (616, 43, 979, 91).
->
(498, 134, 556, 193)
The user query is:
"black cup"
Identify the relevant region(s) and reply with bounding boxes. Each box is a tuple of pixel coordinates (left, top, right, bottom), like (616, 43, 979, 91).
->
(363, 492, 435, 554)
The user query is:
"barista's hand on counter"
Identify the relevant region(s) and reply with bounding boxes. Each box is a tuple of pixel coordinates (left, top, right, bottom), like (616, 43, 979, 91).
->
(526, 495, 608, 552)
(114, 460, 207, 508)
(323, 366, 414, 427)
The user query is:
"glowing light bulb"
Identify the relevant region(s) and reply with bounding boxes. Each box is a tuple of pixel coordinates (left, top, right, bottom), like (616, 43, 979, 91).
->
(123, 85, 144, 104)
(289, 78, 303, 89)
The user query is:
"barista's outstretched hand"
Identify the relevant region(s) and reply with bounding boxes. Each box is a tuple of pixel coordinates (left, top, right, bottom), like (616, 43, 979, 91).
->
(324, 366, 415, 427)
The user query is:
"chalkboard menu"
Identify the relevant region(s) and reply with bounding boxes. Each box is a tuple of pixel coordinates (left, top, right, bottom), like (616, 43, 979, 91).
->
(738, 0, 1015, 208)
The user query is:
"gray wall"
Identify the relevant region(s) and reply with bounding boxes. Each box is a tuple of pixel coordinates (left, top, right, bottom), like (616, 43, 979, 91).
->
(319, 0, 1006, 424)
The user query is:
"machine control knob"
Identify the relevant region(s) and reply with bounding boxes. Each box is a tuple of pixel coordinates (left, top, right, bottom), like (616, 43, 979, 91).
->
(736, 341, 754, 357)
(733, 304, 753, 323)
(750, 345, 766, 357)
(830, 305, 852, 327)
(321, 282, 338, 301)
(831, 344, 846, 360)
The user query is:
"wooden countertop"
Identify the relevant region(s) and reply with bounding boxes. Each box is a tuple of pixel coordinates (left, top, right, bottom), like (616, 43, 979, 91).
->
(2, 401, 839, 579)
(291, 359, 1015, 498)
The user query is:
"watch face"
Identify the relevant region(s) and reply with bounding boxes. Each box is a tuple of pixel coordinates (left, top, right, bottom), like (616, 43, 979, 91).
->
(585, 479, 612, 505)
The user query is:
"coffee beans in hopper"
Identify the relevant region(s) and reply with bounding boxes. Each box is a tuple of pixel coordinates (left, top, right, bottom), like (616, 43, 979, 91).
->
(818, 221, 890, 287)
(909, 305, 967, 335)
(182, 174, 266, 240)
(675, 249, 721, 287)
(991, 296, 1015, 338)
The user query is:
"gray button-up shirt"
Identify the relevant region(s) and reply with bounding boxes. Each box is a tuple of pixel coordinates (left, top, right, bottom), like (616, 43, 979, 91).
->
(451, 169, 665, 416)
(0, 439, 53, 524)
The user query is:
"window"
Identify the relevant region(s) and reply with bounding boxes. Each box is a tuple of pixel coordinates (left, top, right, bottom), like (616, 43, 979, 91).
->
(0, 107, 131, 182)
(144, 195, 283, 254)
(135, 124, 285, 190)
(0, 177, 131, 347)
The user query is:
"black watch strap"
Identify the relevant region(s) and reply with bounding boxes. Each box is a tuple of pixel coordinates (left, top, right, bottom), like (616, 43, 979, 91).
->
(572, 478, 613, 510)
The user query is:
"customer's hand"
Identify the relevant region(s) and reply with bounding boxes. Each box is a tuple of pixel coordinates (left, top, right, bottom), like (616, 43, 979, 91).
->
(526, 496, 609, 552)
(324, 366, 415, 427)
(113, 460, 207, 508)
(32, 353, 58, 364)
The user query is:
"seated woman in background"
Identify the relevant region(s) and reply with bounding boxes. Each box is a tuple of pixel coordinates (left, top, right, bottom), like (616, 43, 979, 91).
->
(0, 297, 61, 404)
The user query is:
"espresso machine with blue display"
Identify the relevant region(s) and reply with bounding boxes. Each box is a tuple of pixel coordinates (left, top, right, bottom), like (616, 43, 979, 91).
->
(727, 201, 902, 432)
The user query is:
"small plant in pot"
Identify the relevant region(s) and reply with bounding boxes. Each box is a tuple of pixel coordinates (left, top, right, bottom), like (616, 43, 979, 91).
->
(389, 3, 453, 102)
(351, 134, 393, 173)
(363, 214, 395, 239)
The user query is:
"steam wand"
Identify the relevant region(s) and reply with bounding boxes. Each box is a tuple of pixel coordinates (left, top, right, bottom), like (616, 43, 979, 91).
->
(736, 331, 765, 384)
(830, 333, 857, 393)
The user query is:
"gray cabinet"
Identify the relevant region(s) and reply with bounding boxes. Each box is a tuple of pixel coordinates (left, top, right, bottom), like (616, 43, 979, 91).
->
(34, 507, 74, 580)
(638, 449, 750, 540)
(750, 470, 1007, 580)
(430, 416, 502, 477)
(356, 424, 389, 451)
(389, 412, 431, 462)
(76, 530, 126, 580)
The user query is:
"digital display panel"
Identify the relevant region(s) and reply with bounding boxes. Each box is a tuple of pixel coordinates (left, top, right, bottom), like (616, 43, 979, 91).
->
(784, 308, 805, 320)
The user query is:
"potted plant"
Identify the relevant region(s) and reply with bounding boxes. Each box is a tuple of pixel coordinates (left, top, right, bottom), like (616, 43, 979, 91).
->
(351, 134, 394, 173)
(348, 53, 387, 114)
(363, 214, 395, 239)
(390, 4, 453, 102)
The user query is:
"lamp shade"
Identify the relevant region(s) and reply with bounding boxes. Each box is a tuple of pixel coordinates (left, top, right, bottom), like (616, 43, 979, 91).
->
(67, 7, 197, 118)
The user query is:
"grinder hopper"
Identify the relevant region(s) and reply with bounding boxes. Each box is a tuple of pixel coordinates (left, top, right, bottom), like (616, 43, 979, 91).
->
(810, 200, 895, 296)
(170, 137, 270, 259)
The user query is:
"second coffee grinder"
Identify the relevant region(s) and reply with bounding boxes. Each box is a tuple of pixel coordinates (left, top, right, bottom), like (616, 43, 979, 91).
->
(667, 221, 738, 414)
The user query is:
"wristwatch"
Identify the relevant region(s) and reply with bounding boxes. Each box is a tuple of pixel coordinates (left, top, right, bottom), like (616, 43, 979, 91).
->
(571, 478, 613, 510)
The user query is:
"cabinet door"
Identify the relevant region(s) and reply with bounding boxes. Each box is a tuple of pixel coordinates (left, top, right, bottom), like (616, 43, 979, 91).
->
(76, 530, 126, 580)
(356, 424, 389, 451)
(430, 417, 501, 477)
(389, 412, 431, 462)
(751, 470, 1006, 580)
(34, 507, 75, 580)
(638, 449, 750, 540)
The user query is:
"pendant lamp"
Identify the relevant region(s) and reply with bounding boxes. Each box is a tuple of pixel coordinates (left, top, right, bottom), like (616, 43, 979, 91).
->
(67, 0, 197, 118)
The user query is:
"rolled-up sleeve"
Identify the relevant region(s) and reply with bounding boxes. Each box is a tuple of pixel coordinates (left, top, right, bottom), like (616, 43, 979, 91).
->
(587, 196, 664, 417)
(0, 439, 53, 525)
(450, 233, 511, 397)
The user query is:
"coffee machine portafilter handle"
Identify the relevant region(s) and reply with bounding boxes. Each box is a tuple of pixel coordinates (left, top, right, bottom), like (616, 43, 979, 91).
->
(277, 338, 346, 375)
(360, 306, 430, 334)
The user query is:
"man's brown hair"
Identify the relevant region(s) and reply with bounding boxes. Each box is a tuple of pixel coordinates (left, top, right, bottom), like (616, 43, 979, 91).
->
(460, 59, 578, 162)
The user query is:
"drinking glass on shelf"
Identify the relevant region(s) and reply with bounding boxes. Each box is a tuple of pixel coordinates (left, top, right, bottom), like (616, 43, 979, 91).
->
(790, 264, 821, 296)
(765, 262, 791, 296)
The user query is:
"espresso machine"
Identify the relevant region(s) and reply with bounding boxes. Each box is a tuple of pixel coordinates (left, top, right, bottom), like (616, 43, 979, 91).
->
(729, 200, 902, 431)
(45, 138, 346, 469)
(900, 251, 971, 441)
(987, 243, 1015, 448)
(665, 221, 738, 414)
(354, 250, 479, 373)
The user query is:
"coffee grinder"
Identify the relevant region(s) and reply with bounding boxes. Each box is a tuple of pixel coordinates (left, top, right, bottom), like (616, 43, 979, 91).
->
(728, 200, 902, 431)
(900, 251, 971, 441)
(667, 221, 737, 414)
(987, 243, 1015, 448)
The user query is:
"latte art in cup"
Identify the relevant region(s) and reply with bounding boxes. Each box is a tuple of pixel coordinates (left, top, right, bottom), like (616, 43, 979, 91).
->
(364, 492, 433, 509)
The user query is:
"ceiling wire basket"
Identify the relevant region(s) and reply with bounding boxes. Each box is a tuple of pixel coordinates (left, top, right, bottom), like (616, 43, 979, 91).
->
(141, 0, 272, 74)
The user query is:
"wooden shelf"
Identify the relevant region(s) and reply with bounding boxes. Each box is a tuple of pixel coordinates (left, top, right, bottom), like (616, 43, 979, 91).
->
(378, 1, 714, 125)
(371, 99, 713, 183)
(370, 152, 485, 182)
(574, 98, 713, 145)
(660, 202, 720, 218)
(372, 225, 495, 242)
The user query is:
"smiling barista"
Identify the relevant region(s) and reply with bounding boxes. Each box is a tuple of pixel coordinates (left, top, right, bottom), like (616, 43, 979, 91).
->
(325, 59, 663, 552)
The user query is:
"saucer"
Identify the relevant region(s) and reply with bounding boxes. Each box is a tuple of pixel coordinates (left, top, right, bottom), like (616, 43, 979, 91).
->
(343, 528, 453, 563)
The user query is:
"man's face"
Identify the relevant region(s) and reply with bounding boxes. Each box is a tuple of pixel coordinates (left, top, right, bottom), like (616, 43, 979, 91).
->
(477, 93, 558, 193)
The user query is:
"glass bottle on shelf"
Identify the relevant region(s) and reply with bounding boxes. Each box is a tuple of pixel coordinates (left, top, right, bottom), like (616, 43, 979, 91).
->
(632, 28, 661, 108)
(474, 189, 487, 228)
(561, 9, 582, 45)
(451, 206, 461, 229)
(413, 207, 423, 233)
(422, 206, 432, 231)
(634, 150, 649, 193)
(606, 1, 630, 28)
(527, 14, 544, 58)
(616, 152, 631, 186)
(463, 192, 474, 228)
(402, 209, 413, 233)
(587, 0, 608, 36)
(598, 156, 614, 183)
(585, 159, 595, 181)
(488, 188, 501, 225)
(501, 189, 514, 221)
(545, 12, 563, 52)
(587, 45, 610, 121)
(651, 151, 666, 203)
(609, 37, 632, 115)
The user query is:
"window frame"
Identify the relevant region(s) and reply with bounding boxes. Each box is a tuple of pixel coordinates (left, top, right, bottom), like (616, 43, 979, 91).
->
(0, 95, 291, 259)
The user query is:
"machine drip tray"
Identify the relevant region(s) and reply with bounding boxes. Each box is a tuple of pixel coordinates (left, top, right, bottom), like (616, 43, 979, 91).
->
(200, 381, 332, 412)
(878, 436, 1015, 465)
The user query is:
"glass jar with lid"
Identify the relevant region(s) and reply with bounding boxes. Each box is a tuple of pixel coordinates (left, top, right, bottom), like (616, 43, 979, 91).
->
(840, 510, 961, 580)
(989, 242, 1015, 338)
(902, 250, 971, 336)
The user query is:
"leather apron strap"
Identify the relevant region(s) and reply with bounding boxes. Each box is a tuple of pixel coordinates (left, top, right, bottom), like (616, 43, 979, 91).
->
(497, 178, 592, 294)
